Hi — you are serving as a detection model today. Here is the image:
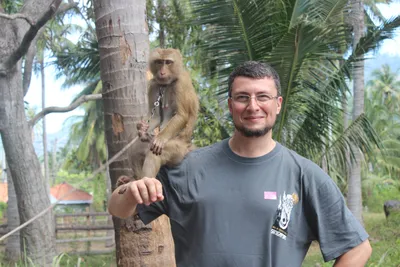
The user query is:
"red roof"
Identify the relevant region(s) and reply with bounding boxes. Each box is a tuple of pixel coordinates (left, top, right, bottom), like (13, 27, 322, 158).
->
(0, 183, 8, 203)
(0, 182, 92, 203)
(50, 182, 92, 202)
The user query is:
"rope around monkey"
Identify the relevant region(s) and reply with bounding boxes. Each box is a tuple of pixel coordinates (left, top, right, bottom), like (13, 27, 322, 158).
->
(0, 87, 166, 242)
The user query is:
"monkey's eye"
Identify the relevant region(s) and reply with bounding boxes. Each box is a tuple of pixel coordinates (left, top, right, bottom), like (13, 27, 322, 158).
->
(155, 60, 164, 65)
(165, 60, 173, 65)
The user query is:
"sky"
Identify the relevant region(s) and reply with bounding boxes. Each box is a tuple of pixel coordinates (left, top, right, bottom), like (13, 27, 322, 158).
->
(23, 3, 400, 136)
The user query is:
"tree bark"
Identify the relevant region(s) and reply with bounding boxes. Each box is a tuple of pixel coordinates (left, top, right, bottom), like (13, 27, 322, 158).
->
(0, 1, 57, 265)
(348, 0, 365, 224)
(93, 0, 175, 266)
(41, 59, 50, 185)
(51, 138, 57, 185)
(0, 66, 56, 265)
(157, 0, 166, 48)
(5, 161, 21, 264)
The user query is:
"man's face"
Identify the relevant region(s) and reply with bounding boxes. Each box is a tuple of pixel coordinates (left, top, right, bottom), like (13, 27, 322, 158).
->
(228, 76, 283, 137)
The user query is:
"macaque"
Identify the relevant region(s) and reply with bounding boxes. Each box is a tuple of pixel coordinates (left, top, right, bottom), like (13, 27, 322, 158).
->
(116, 48, 199, 190)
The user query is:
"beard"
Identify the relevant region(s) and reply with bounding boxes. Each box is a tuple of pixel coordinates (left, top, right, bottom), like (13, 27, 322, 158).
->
(234, 123, 272, 137)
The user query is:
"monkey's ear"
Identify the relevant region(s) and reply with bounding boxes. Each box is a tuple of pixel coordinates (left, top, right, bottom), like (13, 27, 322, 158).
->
(174, 49, 183, 62)
(150, 48, 162, 59)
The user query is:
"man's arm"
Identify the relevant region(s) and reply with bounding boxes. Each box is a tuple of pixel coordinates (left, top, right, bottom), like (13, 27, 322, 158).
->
(333, 240, 372, 267)
(108, 177, 164, 219)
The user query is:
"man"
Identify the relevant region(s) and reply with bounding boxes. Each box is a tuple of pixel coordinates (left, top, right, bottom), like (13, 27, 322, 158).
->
(109, 61, 372, 266)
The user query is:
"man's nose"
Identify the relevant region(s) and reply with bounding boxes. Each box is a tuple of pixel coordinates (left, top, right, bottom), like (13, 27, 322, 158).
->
(247, 96, 260, 109)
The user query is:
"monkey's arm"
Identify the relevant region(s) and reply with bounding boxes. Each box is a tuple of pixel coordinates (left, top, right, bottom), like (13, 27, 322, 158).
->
(137, 81, 161, 141)
(151, 76, 198, 155)
(157, 80, 197, 141)
(147, 116, 161, 133)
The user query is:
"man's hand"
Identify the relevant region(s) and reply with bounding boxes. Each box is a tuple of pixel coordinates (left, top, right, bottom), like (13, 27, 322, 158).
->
(126, 177, 164, 206)
(108, 177, 164, 219)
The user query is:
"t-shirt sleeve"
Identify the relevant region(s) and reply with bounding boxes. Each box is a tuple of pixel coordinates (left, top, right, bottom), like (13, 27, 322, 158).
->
(136, 166, 171, 225)
(304, 163, 369, 262)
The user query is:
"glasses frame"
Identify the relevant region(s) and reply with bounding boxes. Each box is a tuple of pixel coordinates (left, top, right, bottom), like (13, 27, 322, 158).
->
(230, 94, 279, 105)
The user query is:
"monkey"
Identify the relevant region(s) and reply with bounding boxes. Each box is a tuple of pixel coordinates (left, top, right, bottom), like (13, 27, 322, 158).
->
(116, 48, 199, 191)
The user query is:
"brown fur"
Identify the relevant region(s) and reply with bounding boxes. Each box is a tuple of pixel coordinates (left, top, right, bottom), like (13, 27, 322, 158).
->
(116, 48, 199, 190)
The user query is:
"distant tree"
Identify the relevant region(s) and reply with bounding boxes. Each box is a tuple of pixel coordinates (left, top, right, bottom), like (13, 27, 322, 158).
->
(364, 65, 400, 184)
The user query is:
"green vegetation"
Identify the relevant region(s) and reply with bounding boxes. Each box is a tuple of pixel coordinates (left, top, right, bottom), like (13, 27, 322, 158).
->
(304, 213, 400, 267)
(0, 202, 6, 220)
(0, 253, 116, 267)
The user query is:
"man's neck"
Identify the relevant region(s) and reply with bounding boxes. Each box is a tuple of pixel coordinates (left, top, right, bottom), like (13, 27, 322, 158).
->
(228, 131, 276, 158)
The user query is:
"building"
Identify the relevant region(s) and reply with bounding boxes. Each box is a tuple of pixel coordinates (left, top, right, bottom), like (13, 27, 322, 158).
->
(50, 182, 93, 213)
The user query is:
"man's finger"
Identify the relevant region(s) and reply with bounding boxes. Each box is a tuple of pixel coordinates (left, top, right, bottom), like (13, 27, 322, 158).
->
(145, 179, 157, 202)
(130, 184, 143, 204)
(155, 180, 164, 200)
(137, 182, 150, 205)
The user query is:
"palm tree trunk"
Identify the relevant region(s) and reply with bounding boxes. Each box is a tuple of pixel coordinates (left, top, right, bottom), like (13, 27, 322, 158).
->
(348, 0, 365, 224)
(93, 1, 175, 266)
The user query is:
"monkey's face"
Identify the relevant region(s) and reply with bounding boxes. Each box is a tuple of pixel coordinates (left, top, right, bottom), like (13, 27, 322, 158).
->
(149, 48, 183, 85)
(228, 76, 282, 137)
(153, 59, 176, 85)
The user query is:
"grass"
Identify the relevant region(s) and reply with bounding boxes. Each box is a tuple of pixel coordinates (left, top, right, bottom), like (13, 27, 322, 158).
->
(0, 253, 116, 267)
(55, 253, 116, 267)
(303, 212, 400, 267)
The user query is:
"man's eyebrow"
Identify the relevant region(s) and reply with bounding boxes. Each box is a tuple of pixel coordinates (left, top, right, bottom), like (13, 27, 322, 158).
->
(233, 91, 271, 95)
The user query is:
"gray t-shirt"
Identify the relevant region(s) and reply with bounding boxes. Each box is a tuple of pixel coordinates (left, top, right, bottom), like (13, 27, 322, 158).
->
(137, 139, 368, 267)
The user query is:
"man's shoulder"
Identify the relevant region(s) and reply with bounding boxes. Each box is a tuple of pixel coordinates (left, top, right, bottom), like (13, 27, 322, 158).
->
(185, 139, 226, 162)
(278, 143, 328, 182)
(160, 139, 226, 175)
(278, 143, 316, 168)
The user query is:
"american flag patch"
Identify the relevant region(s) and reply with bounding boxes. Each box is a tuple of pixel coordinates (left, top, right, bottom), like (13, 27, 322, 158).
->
(264, 191, 277, 200)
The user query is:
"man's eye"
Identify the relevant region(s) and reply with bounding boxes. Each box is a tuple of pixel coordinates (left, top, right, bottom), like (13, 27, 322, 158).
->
(257, 95, 272, 101)
(235, 95, 249, 102)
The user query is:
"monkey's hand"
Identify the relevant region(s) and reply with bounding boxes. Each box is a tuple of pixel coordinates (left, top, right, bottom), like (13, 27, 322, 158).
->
(137, 120, 151, 142)
(150, 136, 167, 155)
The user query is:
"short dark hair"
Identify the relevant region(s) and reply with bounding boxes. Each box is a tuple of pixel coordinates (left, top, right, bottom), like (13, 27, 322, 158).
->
(228, 61, 281, 97)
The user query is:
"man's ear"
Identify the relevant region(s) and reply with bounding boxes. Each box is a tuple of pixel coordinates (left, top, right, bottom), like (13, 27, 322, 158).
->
(276, 96, 283, 115)
(228, 97, 233, 115)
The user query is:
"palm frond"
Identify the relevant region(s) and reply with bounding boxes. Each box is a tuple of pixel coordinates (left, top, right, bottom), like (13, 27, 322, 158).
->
(317, 114, 381, 175)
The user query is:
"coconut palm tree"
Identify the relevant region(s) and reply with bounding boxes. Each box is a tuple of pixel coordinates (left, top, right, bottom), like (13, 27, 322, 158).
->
(347, 0, 395, 223)
(364, 65, 400, 183)
(189, 0, 400, 191)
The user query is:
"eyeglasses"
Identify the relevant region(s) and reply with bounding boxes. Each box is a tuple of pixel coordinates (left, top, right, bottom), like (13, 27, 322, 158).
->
(230, 94, 279, 105)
